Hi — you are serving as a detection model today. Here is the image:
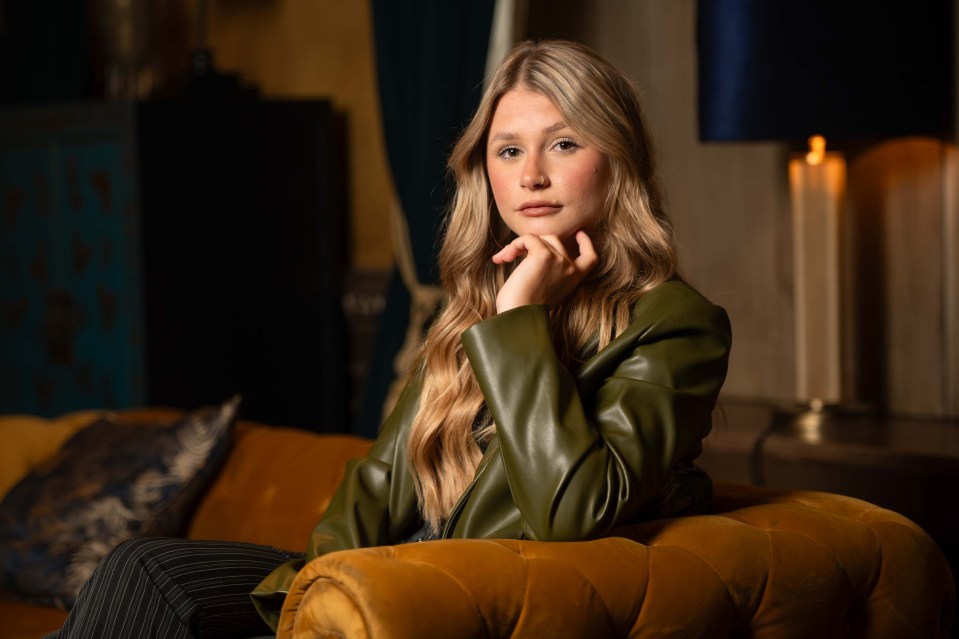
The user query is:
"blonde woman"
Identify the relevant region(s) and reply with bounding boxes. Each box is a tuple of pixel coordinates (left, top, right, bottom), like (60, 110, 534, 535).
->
(52, 40, 730, 638)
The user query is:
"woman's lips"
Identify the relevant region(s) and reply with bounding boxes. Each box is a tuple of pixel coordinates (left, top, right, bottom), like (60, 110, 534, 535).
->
(519, 201, 561, 216)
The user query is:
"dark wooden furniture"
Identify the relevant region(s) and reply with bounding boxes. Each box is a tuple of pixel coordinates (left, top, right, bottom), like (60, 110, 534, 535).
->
(0, 97, 350, 431)
(700, 398, 959, 611)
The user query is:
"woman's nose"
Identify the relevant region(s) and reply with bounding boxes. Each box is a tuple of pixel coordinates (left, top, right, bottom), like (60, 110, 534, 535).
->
(521, 158, 549, 189)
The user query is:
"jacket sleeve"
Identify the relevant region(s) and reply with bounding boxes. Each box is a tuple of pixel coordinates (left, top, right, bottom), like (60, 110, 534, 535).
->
(460, 281, 731, 542)
(250, 375, 423, 630)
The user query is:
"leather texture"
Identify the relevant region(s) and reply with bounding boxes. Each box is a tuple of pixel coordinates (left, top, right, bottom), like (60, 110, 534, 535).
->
(2, 410, 954, 638)
(252, 280, 732, 628)
(276, 482, 956, 639)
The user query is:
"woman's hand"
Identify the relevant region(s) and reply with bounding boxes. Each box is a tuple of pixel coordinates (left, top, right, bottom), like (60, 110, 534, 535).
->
(492, 231, 598, 313)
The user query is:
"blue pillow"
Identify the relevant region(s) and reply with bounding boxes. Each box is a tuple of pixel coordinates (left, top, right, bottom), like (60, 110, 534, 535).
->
(0, 397, 238, 609)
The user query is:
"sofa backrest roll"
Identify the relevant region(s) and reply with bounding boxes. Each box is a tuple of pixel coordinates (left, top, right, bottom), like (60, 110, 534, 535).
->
(186, 422, 373, 551)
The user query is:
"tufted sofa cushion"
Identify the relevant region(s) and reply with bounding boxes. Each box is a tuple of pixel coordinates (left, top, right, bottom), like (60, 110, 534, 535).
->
(277, 483, 956, 639)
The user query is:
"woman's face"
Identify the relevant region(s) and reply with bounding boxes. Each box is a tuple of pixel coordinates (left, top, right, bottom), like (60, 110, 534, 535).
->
(486, 88, 610, 246)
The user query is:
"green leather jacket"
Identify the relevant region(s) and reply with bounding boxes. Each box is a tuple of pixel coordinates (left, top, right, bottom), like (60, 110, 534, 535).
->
(252, 280, 731, 629)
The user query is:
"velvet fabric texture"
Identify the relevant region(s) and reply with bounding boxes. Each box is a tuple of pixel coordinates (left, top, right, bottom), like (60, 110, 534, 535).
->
(253, 281, 732, 630)
(277, 483, 956, 638)
(0, 411, 106, 500)
(1, 413, 954, 638)
(185, 425, 374, 553)
(0, 399, 237, 609)
(0, 416, 374, 639)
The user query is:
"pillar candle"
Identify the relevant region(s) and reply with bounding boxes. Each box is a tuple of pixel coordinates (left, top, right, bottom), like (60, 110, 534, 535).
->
(788, 148, 846, 405)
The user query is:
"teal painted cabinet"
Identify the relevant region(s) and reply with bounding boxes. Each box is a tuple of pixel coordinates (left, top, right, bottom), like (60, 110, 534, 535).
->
(0, 99, 349, 430)
(0, 104, 146, 414)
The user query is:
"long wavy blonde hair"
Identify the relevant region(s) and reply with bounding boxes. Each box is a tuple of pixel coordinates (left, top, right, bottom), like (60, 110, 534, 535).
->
(407, 40, 678, 534)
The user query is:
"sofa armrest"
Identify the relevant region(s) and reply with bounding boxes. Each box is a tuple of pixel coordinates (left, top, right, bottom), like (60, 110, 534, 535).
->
(279, 537, 672, 639)
(276, 487, 955, 638)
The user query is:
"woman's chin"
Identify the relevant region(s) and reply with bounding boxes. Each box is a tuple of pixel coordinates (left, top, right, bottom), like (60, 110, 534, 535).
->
(513, 222, 577, 241)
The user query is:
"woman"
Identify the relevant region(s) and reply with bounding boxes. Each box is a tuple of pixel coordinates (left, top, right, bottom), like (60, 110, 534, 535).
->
(52, 39, 730, 638)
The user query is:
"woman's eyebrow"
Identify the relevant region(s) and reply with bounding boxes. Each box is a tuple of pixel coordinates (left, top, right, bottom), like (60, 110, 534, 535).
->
(488, 121, 568, 143)
(543, 121, 568, 134)
(489, 130, 517, 143)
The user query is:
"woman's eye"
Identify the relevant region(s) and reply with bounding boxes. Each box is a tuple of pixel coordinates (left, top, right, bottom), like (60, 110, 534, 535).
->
(497, 146, 521, 159)
(555, 139, 578, 152)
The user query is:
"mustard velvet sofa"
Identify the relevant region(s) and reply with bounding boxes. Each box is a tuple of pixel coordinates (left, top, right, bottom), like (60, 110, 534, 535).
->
(1, 408, 954, 639)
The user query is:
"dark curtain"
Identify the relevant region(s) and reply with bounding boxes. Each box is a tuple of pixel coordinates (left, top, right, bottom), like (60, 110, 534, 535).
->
(357, 1, 495, 438)
(0, 0, 94, 105)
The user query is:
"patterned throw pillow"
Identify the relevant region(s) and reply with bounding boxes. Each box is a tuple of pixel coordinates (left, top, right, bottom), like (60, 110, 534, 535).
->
(0, 397, 238, 609)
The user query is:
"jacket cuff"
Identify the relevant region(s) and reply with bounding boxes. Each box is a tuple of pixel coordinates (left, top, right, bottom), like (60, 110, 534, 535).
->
(462, 304, 554, 373)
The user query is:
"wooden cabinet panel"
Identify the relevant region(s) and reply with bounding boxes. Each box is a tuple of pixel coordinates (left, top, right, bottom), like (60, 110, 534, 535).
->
(0, 104, 146, 414)
(0, 99, 350, 431)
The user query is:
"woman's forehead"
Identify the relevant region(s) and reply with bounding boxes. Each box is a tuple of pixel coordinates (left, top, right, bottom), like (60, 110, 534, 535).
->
(488, 89, 568, 137)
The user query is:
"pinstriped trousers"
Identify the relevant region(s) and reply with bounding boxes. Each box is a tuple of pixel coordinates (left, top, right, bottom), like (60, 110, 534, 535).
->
(46, 538, 300, 639)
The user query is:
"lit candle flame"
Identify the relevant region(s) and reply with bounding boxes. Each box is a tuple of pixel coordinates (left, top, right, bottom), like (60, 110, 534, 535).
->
(806, 135, 827, 165)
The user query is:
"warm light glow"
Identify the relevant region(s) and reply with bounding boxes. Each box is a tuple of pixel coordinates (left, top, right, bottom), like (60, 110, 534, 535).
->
(797, 410, 823, 444)
(806, 135, 827, 165)
(789, 145, 846, 405)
